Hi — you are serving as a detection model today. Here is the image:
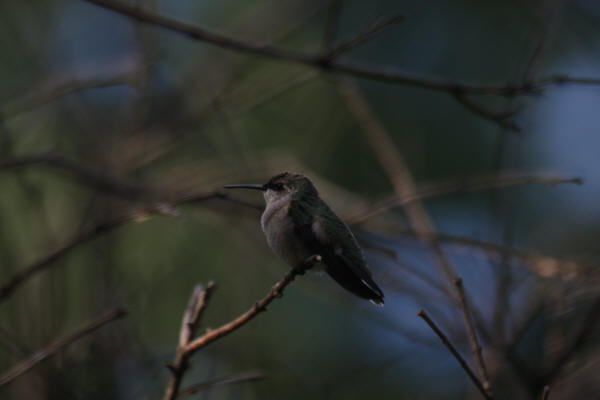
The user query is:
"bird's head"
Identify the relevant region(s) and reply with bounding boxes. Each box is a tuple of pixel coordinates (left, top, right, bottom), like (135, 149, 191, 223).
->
(224, 172, 318, 204)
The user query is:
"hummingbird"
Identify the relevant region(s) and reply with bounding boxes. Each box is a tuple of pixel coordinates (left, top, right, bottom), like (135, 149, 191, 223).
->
(224, 172, 384, 305)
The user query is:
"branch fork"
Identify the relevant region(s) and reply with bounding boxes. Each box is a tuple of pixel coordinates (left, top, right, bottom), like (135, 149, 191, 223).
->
(163, 255, 320, 400)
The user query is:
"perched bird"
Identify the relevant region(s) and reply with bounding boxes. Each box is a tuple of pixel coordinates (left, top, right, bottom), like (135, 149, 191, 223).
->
(224, 172, 384, 305)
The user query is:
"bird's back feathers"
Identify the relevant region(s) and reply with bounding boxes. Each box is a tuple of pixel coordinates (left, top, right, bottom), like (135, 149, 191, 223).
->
(288, 191, 384, 304)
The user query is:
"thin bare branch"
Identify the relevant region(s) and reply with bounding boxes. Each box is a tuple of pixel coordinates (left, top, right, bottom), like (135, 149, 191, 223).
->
(550, 74, 600, 85)
(3, 153, 587, 283)
(184, 255, 321, 354)
(5, 154, 577, 220)
(453, 278, 493, 395)
(347, 172, 582, 224)
(0, 191, 260, 304)
(338, 78, 494, 397)
(418, 309, 491, 400)
(163, 255, 320, 400)
(82, 0, 600, 99)
(179, 282, 216, 348)
(0, 308, 126, 387)
(178, 371, 265, 398)
(324, 14, 404, 60)
(165, 283, 216, 400)
(0, 153, 266, 209)
(0, 216, 132, 304)
(453, 93, 521, 132)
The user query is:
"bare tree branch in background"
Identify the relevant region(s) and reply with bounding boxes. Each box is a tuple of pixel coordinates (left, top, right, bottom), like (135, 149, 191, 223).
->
(2, 153, 581, 222)
(323, 14, 404, 61)
(347, 171, 582, 224)
(1, 152, 588, 306)
(391, 230, 597, 281)
(1, 1, 597, 399)
(164, 255, 321, 400)
(0, 190, 261, 304)
(0, 308, 126, 387)
(81, 0, 600, 131)
(0, 70, 145, 121)
(418, 309, 491, 400)
(452, 277, 491, 396)
(452, 92, 521, 132)
(338, 78, 494, 398)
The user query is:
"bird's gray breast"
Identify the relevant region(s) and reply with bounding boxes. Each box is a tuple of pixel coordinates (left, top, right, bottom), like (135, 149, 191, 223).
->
(260, 197, 311, 267)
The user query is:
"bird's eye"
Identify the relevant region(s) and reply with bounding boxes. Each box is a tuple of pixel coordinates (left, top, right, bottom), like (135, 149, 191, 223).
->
(266, 182, 286, 191)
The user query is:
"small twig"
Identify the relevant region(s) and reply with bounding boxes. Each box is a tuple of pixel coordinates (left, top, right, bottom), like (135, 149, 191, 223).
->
(417, 309, 491, 400)
(164, 283, 216, 400)
(0, 308, 126, 387)
(184, 255, 321, 354)
(179, 282, 216, 348)
(178, 371, 265, 398)
(163, 255, 320, 400)
(453, 93, 521, 132)
(541, 385, 550, 400)
(547, 74, 600, 86)
(323, 14, 404, 61)
(453, 278, 493, 397)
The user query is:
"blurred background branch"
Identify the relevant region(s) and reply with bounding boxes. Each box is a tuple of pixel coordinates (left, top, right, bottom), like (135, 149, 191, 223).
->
(418, 308, 491, 400)
(1, 0, 599, 399)
(338, 77, 494, 395)
(0, 190, 262, 304)
(0, 308, 126, 387)
(0, 68, 146, 122)
(81, 0, 600, 131)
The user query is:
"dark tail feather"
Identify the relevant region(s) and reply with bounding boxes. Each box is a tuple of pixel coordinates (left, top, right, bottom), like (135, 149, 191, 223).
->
(325, 260, 384, 305)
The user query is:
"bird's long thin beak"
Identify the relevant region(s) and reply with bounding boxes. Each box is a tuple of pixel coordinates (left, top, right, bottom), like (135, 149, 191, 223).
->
(223, 184, 266, 191)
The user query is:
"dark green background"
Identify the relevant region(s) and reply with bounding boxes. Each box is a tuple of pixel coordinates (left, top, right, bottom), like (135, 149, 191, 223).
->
(1, 1, 599, 399)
